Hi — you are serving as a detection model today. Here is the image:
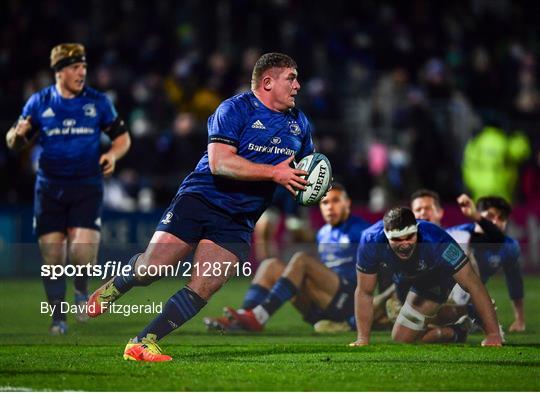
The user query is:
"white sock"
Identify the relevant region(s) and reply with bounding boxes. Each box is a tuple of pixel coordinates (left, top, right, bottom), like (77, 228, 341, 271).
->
(251, 305, 269, 325)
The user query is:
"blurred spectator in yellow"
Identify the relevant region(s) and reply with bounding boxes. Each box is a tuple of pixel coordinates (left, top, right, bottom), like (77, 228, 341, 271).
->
(462, 125, 530, 203)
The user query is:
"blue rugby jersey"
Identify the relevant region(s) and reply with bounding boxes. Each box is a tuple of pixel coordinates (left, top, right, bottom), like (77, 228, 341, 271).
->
(21, 85, 117, 184)
(317, 215, 371, 283)
(447, 223, 523, 299)
(178, 91, 314, 228)
(356, 220, 468, 285)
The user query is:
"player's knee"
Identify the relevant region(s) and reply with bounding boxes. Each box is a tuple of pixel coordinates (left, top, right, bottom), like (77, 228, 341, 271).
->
(393, 302, 429, 340)
(68, 245, 97, 266)
(288, 251, 311, 271)
(253, 258, 285, 286)
(259, 257, 285, 275)
(41, 246, 65, 265)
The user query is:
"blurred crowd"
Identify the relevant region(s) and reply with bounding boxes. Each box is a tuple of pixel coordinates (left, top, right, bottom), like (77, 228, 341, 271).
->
(2, 0, 540, 210)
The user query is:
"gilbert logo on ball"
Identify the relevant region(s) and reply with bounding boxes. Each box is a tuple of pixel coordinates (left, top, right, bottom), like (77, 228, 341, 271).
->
(295, 153, 332, 206)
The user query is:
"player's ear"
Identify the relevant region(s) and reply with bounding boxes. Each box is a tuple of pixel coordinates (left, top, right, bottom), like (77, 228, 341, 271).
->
(262, 75, 273, 91)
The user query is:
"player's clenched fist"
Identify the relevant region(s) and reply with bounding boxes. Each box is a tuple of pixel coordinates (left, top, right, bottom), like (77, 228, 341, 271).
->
(15, 116, 33, 137)
(99, 152, 116, 177)
(457, 193, 481, 221)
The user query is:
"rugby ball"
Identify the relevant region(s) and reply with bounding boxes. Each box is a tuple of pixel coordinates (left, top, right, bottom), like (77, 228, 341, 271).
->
(295, 153, 332, 206)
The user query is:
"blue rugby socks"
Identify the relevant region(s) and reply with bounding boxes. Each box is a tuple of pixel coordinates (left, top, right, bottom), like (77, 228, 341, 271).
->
(43, 275, 67, 322)
(242, 284, 270, 309)
(250, 278, 297, 325)
(74, 273, 89, 300)
(113, 253, 143, 293)
(136, 287, 207, 341)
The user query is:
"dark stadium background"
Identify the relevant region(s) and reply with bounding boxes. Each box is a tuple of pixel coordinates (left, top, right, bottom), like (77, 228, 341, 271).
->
(1, 0, 539, 274)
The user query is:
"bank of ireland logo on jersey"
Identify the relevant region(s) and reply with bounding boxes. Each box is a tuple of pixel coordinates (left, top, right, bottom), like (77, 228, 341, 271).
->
(289, 121, 301, 135)
(161, 212, 173, 225)
(83, 103, 97, 117)
(63, 119, 76, 127)
(271, 136, 281, 145)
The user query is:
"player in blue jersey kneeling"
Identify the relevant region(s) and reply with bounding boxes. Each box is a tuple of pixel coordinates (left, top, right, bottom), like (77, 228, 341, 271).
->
(6, 43, 131, 335)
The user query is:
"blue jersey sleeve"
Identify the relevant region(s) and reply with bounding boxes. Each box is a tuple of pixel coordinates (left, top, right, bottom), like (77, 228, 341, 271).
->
(502, 240, 524, 300)
(356, 231, 379, 274)
(207, 100, 245, 147)
(434, 231, 468, 273)
(98, 94, 118, 128)
(20, 93, 41, 139)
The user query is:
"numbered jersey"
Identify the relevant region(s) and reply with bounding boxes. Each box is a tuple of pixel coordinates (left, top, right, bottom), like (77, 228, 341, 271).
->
(21, 85, 117, 184)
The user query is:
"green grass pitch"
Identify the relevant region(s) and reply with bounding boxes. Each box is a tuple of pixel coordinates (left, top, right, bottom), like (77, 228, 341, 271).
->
(0, 276, 538, 391)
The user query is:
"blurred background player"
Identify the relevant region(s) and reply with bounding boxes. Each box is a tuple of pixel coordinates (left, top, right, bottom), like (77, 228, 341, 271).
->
(87, 53, 314, 362)
(351, 207, 503, 346)
(447, 194, 525, 332)
(411, 189, 444, 226)
(5, 43, 131, 334)
(219, 184, 394, 333)
(253, 185, 314, 262)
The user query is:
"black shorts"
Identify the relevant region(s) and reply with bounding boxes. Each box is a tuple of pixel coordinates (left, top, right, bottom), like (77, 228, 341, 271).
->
(155, 193, 252, 262)
(34, 179, 103, 236)
(303, 276, 356, 324)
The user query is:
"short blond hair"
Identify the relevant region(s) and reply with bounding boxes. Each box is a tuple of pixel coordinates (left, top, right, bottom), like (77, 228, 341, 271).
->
(50, 43, 86, 70)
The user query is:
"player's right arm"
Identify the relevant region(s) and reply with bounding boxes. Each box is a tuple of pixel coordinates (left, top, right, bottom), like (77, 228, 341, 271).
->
(6, 116, 34, 151)
(457, 194, 505, 242)
(207, 99, 308, 195)
(350, 271, 377, 346)
(208, 138, 308, 195)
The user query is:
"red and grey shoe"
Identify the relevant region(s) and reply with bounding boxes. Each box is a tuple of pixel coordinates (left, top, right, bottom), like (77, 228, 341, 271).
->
(223, 307, 264, 332)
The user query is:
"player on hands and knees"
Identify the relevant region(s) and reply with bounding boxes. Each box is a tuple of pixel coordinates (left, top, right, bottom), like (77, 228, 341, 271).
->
(382, 189, 449, 324)
(351, 207, 503, 347)
(6, 43, 130, 335)
(87, 53, 314, 361)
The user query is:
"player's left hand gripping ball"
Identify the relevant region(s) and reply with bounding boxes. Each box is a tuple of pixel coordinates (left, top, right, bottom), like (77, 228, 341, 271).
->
(295, 153, 332, 206)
